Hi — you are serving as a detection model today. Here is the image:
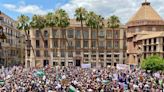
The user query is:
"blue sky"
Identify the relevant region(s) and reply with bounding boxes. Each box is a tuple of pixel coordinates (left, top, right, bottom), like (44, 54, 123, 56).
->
(0, 0, 164, 23)
(0, 0, 69, 19)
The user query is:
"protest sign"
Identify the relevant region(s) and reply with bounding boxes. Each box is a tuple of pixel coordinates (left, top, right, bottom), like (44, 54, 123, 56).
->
(116, 64, 130, 70)
(81, 64, 91, 68)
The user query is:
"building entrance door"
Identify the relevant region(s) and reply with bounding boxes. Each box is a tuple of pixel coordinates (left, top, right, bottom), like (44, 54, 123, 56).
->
(43, 60, 49, 67)
(75, 60, 81, 67)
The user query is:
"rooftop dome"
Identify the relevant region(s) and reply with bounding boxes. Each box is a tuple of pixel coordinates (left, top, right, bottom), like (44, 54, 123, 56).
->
(127, 1, 163, 24)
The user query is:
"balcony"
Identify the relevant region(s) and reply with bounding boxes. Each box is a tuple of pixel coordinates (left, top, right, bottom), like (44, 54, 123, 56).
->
(0, 20, 15, 28)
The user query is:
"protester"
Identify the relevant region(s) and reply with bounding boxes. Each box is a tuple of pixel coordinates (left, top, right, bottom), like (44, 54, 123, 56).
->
(0, 65, 164, 92)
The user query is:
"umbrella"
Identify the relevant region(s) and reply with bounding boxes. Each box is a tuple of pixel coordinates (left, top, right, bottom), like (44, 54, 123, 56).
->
(0, 80, 5, 85)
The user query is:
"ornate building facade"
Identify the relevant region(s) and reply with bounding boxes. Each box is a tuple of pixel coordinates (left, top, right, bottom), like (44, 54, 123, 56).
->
(0, 11, 25, 67)
(25, 19, 126, 68)
(126, 1, 164, 65)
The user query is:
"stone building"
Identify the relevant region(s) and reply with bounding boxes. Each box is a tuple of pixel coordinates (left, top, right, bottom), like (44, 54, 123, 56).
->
(0, 11, 25, 67)
(25, 19, 126, 68)
(126, 1, 164, 65)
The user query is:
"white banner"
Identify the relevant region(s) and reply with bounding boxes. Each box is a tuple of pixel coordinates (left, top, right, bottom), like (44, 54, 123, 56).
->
(116, 64, 130, 70)
(81, 64, 91, 68)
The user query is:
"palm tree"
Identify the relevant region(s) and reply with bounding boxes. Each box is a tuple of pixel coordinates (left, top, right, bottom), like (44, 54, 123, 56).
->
(30, 15, 45, 43)
(107, 15, 120, 64)
(45, 12, 57, 31)
(54, 9, 70, 28)
(107, 15, 120, 30)
(85, 12, 104, 66)
(86, 12, 104, 48)
(75, 7, 87, 39)
(54, 9, 70, 65)
(85, 11, 97, 43)
(95, 15, 104, 64)
(95, 15, 104, 45)
(17, 14, 36, 59)
(85, 11, 97, 31)
(45, 12, 57, 64)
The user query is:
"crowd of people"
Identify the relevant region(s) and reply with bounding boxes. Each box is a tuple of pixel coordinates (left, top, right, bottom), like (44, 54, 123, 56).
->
(0, 65, 164, 92)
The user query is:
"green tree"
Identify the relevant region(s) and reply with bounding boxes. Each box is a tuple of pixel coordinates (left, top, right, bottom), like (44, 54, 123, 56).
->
(107, 15, 120, 63)
(85, 11, 97, 50)
(75, 7, 87, 39)
(30, 15, 45, 42)
(54, 9, 70, 28)
(45, 12, 57, 31)
(85, 11, 97, 31)
(17, 14, 36, 58)
(141, 55, 164, 72)
(45, 12, 57, 61)
(54, 9, 70, 62)
(107, 15, 120, 29)
(95, 15, 104, 50)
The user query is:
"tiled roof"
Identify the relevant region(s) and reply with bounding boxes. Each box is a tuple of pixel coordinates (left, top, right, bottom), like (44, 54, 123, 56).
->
(137, 31, 164, 40)
(128, 2, 163, 23)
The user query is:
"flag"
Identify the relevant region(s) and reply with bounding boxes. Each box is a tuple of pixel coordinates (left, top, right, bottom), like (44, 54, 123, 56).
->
(69, 85, 76, 92)
(0, 80, 5, 85)
(34, 70, 45, 77)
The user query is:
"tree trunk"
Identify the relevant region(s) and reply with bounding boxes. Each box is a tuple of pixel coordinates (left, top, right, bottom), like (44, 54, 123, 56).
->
(24, 30, 36, 57)
(64, 29, 67, 67)
(112, 28, 114, 66)
(39, 29, 45, 44)
(96, 27, 99, 67)
(80, 20, 84, 39)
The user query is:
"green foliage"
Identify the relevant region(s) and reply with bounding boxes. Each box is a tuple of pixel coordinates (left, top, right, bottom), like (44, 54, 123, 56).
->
(85, 11, 104, 30)
(17, 14, 30, 31)
(45, 12, 57, 28)
(54, 9, 70, 28)
(75, 7, 87, 22)
(94, 15, 104, 29)
(107, 15, 120, 29)
(141, 55, 164, 71)
(85, 11, 97, 29)
(30, 15, 45, 30)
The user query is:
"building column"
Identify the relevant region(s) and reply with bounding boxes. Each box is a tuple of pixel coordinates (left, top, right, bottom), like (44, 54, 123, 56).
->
(96, 50, 99, 67)
(104, 51, 106, 67)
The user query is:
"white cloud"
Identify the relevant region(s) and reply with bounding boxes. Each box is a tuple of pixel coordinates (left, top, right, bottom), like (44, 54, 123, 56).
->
(3, 0, 164, 23)
(3, 3, 52, 15)
(60, 0, 164, 23)
(3, 4, 16, 9)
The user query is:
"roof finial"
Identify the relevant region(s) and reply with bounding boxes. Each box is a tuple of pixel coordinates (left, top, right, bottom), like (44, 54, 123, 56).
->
(142, 0, 150, 6)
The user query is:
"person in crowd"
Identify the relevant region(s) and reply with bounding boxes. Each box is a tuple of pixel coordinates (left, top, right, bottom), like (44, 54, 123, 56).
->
(0, 65, 164, 92)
